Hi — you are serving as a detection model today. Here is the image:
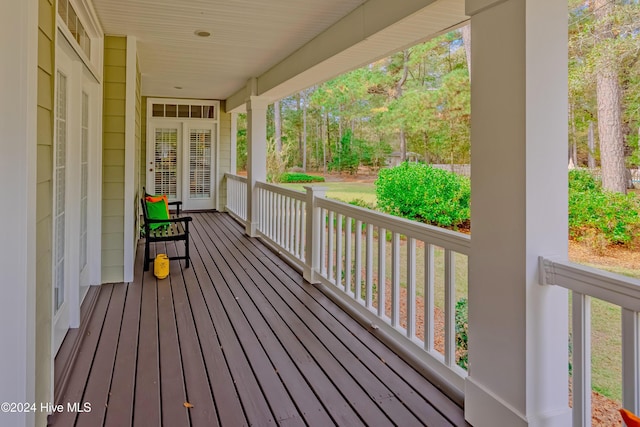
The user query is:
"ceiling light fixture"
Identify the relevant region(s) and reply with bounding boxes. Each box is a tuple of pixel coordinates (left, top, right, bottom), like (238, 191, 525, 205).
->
(194, 30, 211, 37)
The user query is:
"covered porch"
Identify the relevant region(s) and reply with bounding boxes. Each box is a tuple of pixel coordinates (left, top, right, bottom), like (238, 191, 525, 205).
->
(50, 212, 466, 426)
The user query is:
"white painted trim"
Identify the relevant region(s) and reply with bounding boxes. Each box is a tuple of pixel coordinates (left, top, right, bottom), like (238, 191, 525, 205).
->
(123, 37, 137, 283)
(89, 77, 103, 286)
(539, 256, 640, 310)
(56, 17, 101, 83)
(465, 377, 527, 427)
(230, 112, 238, 174)
(215, 120, 221, 210)
(66, 59, 84, 329)
(52, 48, 72, 356)
(0, 0, 38, 424)
(61, 0, 104, 78)
(146, 97, 220, 210)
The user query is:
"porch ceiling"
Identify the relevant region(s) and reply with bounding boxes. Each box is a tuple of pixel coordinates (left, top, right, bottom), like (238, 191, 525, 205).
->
(92, 0, 467, 104)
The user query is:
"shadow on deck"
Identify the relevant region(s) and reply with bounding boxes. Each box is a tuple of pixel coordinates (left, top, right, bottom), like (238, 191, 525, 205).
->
(50, 212, 467, 426)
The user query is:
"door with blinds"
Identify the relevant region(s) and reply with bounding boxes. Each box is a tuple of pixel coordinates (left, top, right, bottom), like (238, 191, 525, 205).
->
(183, 124, 216, 210)
(149, 123, 181, 202)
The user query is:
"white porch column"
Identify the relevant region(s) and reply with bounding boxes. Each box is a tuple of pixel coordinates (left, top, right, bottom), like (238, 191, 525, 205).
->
(230, 112, 238, 175)
(246, 96, 269, 237)
(0, 0, 37, 426)
(465, 1, 570, 426)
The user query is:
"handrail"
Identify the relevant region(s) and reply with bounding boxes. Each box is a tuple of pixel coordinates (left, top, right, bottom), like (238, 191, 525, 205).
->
(315, 197, 470, 254)
(224, 172, 247, 183)
(540, 256, 640, 311)
(540, 256, 640, 426)
(256, 181, 306, 201)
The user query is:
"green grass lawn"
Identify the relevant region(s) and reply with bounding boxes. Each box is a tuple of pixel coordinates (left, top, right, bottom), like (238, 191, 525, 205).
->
(280, 181, 377, 205)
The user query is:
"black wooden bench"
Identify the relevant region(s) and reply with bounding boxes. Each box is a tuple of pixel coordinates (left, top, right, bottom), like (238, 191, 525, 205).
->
(140, 198, 192, 272)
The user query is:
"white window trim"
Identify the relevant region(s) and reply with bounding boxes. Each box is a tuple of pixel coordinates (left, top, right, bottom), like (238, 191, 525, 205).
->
(56, 0, 104, 82)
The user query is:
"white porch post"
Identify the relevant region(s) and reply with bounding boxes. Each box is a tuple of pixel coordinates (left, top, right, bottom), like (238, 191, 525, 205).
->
(303, 186, 326, 284)
(246, 96, 269, 237)
(230, 112, 238, 175)
(465, 1, 570, 426)
(0, 0, 37, 425)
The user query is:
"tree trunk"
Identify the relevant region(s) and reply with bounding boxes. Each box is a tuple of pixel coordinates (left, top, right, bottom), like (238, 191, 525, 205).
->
(396, 50, 410, 162)
(297, 94, 303, 166)
(588, 121, 596, 169)
(594, 0, 627, 193)
(569, 103, 577, 167)
(274, 100, 282, 153)
(461, 23, 471, 78)
(302, 92, 307, 172)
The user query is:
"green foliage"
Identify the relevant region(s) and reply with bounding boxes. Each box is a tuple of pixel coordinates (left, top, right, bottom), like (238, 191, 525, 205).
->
(568, 1, 640, 168)
(375, 163, 470, 228)
(236, 114, 247, 171)
(347, 198, 376, 210)
(455, 298, 468, 370)
(568, 170, 640, 246)
(279, 173, 325, 183)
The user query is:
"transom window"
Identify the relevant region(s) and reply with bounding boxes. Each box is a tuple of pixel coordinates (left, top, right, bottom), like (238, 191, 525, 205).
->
(152, 102, 216, 119)
(58, 0, 91, 58)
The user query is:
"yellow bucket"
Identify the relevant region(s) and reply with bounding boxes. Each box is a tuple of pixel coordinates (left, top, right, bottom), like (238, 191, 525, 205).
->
(154, 254, 169, 279)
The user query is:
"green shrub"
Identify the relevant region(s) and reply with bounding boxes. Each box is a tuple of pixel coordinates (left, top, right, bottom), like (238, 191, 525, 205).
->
(348, 198, 376, 210)
(455, 298, 468, 370)
(568, 170, 640, 247)
(375, 163, 470, 228)
(280, 172, 325, 183)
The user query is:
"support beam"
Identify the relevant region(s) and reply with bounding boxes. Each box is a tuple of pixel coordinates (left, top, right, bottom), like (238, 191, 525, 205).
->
(465, 0, 570, 426)
(245, 96, 269, 237)
(225, 0, 466, 111)
(0, 0, 38, 425)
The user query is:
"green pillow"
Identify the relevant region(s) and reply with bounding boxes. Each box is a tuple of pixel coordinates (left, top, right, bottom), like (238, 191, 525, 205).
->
(146, 199, 170, 230)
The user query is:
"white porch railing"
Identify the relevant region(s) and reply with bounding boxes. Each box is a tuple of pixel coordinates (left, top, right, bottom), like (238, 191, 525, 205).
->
(255, 181, 308, 269)
(225, 173, 247, 222)
(225, 175, 470, 394)
(540, 257, 640, 427)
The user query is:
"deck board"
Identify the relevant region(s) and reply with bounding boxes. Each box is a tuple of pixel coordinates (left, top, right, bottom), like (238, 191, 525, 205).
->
(103, 247, 144, 427)
(52, 211, 468, 427)
(207, 212, 453, 426)
(214, 213, 468, 426)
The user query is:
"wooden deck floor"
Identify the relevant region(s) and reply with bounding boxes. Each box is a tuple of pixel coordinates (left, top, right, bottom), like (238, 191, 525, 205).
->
(50, 212, 467, 427)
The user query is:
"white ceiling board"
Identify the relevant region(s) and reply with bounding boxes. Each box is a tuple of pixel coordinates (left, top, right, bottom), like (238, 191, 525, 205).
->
(92, 0, 368, 99)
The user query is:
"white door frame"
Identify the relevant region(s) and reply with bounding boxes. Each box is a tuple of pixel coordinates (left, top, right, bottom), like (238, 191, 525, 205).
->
(146, 98, 220, 211)
(52, 45, 73, 354)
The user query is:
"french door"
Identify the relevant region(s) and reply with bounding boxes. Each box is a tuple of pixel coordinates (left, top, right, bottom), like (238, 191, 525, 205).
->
(147, 121, 216, 211)
(53, 39, 97, 354)
(53, 68, 70, 353)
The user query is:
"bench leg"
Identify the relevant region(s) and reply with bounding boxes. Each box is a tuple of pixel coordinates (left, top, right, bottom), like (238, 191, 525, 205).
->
(144, 239, 150, 271)
(185, 234, 190, 268)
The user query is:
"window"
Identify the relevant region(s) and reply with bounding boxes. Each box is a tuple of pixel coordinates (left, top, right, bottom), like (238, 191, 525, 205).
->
(58, 0, 91, 59)
(151, 102, 216, 119)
